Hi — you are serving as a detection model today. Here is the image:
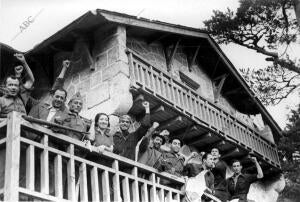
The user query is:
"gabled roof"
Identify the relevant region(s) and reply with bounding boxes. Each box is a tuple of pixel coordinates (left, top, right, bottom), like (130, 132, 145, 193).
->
(23, 9, 282, 140)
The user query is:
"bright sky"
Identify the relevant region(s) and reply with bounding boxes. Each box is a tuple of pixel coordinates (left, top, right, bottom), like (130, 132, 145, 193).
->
(0, 0, 298, 129)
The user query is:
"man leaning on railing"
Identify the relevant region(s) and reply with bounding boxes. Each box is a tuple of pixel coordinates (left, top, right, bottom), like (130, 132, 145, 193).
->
(113, 101, 151, 161)
(0, 53, 35, 189)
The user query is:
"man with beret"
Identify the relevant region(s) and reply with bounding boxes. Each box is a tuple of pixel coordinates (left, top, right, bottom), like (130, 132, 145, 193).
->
(61, 92, 91, 141)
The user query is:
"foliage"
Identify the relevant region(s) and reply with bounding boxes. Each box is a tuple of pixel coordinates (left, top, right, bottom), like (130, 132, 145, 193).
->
(278, 104, 300, 201)
(204, 0, 300, 105)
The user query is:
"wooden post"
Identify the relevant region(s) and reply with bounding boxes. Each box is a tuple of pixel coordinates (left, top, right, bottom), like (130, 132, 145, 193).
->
(4, 112, 21, 201)
(40, 135, 49, 194)
(141, 182, 149, 202)
(26, 144, 35, 191)
(122, 177, 130, 202)
(158, 188, 165, 202)
(131, 167, 140, 202)
(54, 154, 63, 198)
(91, 167, 100, 201)
(79, 163, 88, 202)
(112, 160, 121, 202)
(102, 170, 110, 202)
(67, 144, 76, 201)
(149, 173, 157, 202)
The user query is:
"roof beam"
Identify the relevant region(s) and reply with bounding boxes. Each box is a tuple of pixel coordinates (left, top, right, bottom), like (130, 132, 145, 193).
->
(151, 105, 165, 114)
(158, 116, 183, 130)
(171, 125, 199, 139)
(147, 33, 171, 45)
(188, 45, 200, 72)
(99, 11, 209, 39)
(185, 132, 212, 145)
(223, 87, 243, 96)
(213, 74, 228, 103)
(133, 94, 145, 103)
(201, 140, 227, 153)
(221, 147, 240, 159)
(165, 39, 181, 72)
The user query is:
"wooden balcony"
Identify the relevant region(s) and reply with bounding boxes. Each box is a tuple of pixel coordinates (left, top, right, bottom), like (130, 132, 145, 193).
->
(126, 48, 281, 171)
(1, 112, 192, 201)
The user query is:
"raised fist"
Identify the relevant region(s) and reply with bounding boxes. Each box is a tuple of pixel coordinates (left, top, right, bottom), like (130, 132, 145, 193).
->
(152, 122, 159, 128)
(14, 65, 24, 78)
(62, 60, 71, 69)
(142, 101, 149, 109)
(160, 129, 170, 136)
(190, 151, 198, 158)
(14, 53, 26, 62)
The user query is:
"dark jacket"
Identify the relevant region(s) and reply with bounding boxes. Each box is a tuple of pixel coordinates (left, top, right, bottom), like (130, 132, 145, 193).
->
(29, 101, 68, 122)
(156, 151, 186, 177)
(227, 173, 258, 202)
(113, 113, 151, 160)
(138, 136, 163, 168)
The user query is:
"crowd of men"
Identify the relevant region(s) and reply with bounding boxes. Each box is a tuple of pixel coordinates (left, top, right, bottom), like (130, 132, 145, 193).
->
(0, 54, 264, 202)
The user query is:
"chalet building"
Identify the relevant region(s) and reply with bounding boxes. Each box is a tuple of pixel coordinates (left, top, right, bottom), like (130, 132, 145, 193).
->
(0, 9, 282, 201)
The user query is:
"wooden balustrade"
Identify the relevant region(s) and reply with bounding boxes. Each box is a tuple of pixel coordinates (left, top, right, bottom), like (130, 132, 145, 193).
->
(127, 49, 280, 168)
(1, 112, 194, 201)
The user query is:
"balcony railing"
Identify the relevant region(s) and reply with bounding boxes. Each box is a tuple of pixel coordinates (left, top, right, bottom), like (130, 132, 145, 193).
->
(126, 48, 280, 168)
(1, 112, 190, 202)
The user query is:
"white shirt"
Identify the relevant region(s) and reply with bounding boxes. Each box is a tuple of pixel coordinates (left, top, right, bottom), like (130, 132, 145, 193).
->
(46, 107, 58, 122)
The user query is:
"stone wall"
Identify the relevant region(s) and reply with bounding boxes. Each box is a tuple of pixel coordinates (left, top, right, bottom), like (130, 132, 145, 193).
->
(51, 25, 132, 124)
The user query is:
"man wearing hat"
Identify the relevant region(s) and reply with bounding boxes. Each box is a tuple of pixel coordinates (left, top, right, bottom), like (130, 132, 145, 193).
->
(138, 123, 167, 168)
(113, 101, 151, 160)
(61, 92, 91, 141)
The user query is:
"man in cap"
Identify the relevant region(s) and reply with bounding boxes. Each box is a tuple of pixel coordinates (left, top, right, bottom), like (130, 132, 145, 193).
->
(61, 92, 91, 141)
(113, 101, 151, 160)
(138, 122, 167, 168)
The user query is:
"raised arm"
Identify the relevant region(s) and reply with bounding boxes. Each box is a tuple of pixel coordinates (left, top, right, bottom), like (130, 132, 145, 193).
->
(251, 157, 264, 179)
(51, 60, 70, 91)
(184, 152, 198, 166)
(14, 53, 35, 89)
(138, 122, 160, 155)
(135, 101, 151, 140)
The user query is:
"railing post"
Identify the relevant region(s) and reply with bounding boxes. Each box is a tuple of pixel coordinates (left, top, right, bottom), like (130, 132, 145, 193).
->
(67, 144, 76, 201)
(131, 167, 140, 202)
(4, 112, 22, 201)
(112, 160, 121, 202)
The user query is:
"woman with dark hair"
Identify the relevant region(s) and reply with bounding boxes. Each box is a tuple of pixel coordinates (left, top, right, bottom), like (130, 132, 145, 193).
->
(92, 113, 114, 153)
